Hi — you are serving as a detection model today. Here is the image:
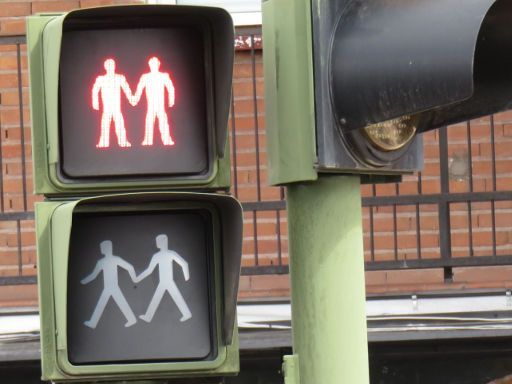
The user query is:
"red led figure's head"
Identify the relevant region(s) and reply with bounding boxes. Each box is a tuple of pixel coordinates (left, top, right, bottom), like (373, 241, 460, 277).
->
(104, 58, 116, 74)
(148, 57, 161, 72)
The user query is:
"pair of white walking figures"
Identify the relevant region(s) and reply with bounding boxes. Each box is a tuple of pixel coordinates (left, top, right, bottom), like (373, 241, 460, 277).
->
(81, 234, 192, 329)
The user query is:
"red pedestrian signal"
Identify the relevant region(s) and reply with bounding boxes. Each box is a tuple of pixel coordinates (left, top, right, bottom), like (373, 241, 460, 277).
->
(91, 56, 177, 149)
(28, 5, 234, 194)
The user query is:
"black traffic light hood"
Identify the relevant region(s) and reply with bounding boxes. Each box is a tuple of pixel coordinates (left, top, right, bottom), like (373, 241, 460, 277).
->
(330, 0, 512, 133)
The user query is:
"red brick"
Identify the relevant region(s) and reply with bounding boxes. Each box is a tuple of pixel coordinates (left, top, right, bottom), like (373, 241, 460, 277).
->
(0, 55, 20, 70)
(452, 266, 512, 284)
(420, 179, 441, 194)
(0, 3, 31, 17)
(0, 108, 30, 125)
(385, 268, 444, 285)
(232, 99, 265, 116)
(79, 0, 122, 7)
(249, 274, 290, 291)
(0, 73, 18, 87)
(0, 18, 26, 35)
(232, 79, 264, 98)
(32, 1, 80, 13)
(1, 144, 22, 158)
(3, 126, 31, 141)
(365, 271, 387, 285)
(0, 284, 37, 308)
(493, 111, 512, 124)
(1, 90, 30, 106)
(398, 180, 419, 195)
(230, 116, 265, 132)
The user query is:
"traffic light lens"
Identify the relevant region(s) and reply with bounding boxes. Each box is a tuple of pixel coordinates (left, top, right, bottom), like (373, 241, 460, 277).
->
(60, 26, 210, 180)
(67, 209, 216, 364)
(363, 115, 418, 152)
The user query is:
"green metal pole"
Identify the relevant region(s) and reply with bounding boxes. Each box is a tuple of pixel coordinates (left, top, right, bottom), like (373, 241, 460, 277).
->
(285, 175, 369, 384)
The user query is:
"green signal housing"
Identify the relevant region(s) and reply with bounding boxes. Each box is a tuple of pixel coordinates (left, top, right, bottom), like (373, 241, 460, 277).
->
(27, 6, 234, 195)
(36, 192, 242, 382)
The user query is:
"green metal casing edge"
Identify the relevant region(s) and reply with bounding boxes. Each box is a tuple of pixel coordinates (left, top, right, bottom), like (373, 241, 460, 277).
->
(36, 193, 241, 382)
(262, 0, 318, 186)
(27, 9, 232, 196)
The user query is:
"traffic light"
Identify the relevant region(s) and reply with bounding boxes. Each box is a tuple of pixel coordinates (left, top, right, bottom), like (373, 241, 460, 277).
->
(36, 193, 242, 381)
(262, 0, 512, 184)
(27, 5, 243, 382)
(27, 5, 234, 195)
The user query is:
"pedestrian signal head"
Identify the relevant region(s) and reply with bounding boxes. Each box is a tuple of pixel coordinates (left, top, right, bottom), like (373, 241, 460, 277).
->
(36, 192, 243, 381)
(27, 5, 234, 195)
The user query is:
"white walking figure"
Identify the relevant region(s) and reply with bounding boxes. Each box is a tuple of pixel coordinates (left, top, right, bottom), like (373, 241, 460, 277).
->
(131, 57, 176, 146)
(135, 234, 192, 323)
(81, 240, 138, 329)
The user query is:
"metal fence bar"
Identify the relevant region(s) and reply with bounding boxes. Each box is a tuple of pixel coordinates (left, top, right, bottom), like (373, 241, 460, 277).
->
(252, 210, 259, 266)
(466, 121, 474, 257)
(0, 98, 4, 213)
(0, 212, 34, 221)
(250, 34, 262, 202)
(366, 255, 512, 270)
(276, 209, 283, 266)
(438, 126, 453, 280)
(0, 276, 36, 285)
(16, 42, 28, 212)
(16, 220, 22, 276)
(416, 172, 422, 260)
(490, 115, 498, 255)
(362, 191, 512, 206)
(230, 90, 238, 198)
(393, 183, 398, 261)
(0, 36, 26, 45)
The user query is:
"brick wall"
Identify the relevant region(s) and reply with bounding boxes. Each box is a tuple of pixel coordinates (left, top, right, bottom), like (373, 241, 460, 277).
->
(0, 1, 511, 307)
(231, 44, 512, 298)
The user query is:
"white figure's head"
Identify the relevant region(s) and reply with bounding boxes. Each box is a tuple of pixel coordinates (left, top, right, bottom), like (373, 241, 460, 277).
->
(156, 234, 168, 250)
(148, 57, 161, 72)
(100, 240, 113, 256)
(104, 58, 116, 74)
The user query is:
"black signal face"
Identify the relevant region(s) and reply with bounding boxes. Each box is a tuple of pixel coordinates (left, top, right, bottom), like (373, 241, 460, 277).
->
(67, 209, 216, 364)
(59, 25, 210, 180)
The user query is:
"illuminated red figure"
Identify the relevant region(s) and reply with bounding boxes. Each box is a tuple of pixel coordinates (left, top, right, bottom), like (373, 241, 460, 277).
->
(132, 57, 176, 146)
(91, 58, 132, 148)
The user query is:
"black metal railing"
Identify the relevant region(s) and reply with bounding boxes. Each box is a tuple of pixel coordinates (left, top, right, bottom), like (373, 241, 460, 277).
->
(0, 29, 511, 289)
(0, 35, 36, 286)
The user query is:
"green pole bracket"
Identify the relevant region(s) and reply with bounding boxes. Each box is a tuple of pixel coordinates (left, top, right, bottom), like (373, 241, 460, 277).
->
(283, 354, 301, 384)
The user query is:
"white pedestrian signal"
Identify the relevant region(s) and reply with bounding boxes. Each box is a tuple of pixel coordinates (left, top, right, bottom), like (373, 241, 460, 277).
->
(80, 235, 193, 329)
(137, 234, 192, 323)
(80, 240, 137, 329)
